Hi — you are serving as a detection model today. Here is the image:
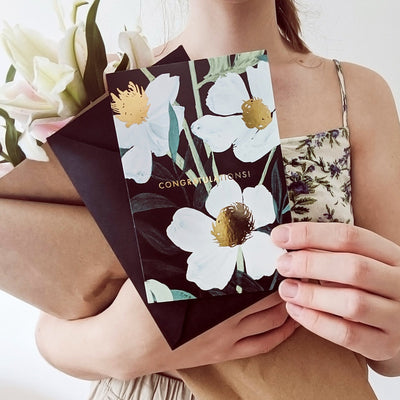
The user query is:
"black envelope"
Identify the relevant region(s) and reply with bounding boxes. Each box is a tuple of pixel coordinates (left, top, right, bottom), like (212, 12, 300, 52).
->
(48, 46, 284, 348)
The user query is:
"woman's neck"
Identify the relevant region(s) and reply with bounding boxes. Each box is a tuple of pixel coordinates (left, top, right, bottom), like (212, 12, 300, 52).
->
(174, 0, 296, 63)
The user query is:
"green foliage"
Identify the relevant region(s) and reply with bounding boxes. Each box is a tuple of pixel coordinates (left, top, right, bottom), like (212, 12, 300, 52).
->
(0, 108, 25, 166)
(5, 65, 16, 83)
(130, 193, 177, 214)
(115, 53, 129, 72)
(200, 50, 265, 87)
(168, 103, 180, 163)
(171, 290, 196, 300)
(83, 0, 108, 101)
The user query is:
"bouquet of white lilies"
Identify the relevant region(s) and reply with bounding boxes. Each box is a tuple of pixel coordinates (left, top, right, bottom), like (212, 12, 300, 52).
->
(0, 0, 154, 178)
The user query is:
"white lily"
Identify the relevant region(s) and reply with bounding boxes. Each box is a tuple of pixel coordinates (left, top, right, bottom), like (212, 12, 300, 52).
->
(0, 23, 58, 83)
(18, 131, 49, 162)
(118, 28, 155, 69)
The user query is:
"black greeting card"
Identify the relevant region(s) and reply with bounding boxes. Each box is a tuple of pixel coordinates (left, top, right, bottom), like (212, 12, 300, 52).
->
(49, 47, 291, 348)
(106, 50, 291, 304)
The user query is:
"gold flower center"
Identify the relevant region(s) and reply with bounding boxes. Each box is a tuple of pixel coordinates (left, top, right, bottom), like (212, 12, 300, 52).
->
(211, 202, 255, 247)
(111, 81, 150, 128)
(241, 98, 272, 130)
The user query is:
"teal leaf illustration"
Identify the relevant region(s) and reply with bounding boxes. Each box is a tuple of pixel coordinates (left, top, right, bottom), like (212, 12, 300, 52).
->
(83, 0, 108, 101)
(270, 158, 290, 223)
(202, 54, 231, 85)
(119, 147, 130, 158)
(143, 258, 186, 281)
(151, 160, 177, 181)
(0, 108, 25, 166)
(234, 50, 266, 71)
(168, 103, 180, 162)
(130, 193, 177, 214)
(171, 290, 196, 301)
(135, 218, 181, 255)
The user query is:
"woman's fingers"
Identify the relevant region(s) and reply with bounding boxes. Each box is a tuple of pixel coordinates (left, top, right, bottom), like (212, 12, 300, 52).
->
(271, 222, 400, 266)
(282, 302, 400, 361)
(276, 250, 400, 300)
(237, 302, 290, 337)
(233, 318, 299, 360)
(279, 279, 400, 330)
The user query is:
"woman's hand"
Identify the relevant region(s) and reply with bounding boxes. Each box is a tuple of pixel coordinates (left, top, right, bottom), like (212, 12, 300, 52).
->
(36, 278, 298, 381)
(272, 222, 400, 376)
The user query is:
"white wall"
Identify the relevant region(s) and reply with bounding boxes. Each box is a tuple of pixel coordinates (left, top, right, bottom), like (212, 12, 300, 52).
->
(0, 1, 400, 399)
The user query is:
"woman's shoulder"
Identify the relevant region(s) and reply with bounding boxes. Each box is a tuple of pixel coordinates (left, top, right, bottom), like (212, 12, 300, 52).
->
(335, 61, 398, 133)
(338, 61, 393, 97)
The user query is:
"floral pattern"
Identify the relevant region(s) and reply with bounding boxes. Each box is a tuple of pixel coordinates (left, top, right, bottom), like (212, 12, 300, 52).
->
(166, 179, 286, 291)
(111, 74, 184, 183)
(191, 60, 280, 163)
(281, 127, 353, 224)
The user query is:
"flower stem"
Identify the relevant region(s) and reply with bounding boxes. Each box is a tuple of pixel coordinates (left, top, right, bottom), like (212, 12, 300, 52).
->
(141, 67, 155, 82)
(189, 60, 219, 181)
(182, 120, 212, 193)
(258, 146, 276, 185)
(236, 247, 245, 294)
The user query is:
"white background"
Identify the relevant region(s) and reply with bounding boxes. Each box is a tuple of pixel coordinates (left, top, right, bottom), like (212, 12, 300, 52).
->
(0, 1, 400, 399)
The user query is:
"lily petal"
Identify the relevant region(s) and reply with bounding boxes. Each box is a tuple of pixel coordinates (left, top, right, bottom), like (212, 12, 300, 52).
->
(246, 61, 275, 107)
(0, 79, 58, 124)
(18, 132, 49, 162)
(166, 207, 215, 253)
(241, 231, 286, 279)
(1, 23, 58, 83)
(205, 179, 242, 219)
(233, 121, 280, 162)
(121, 143, 152, 183)
(29, 116, 72, 142)
(33, 56, 80, 117)
(243, 185, 276, 228)
(58, 24, 89, 108)
(186, 245, 238, 290)
(191, 114, 247, 153)
(206, 72, 249, 115)
(118, 29, 155, 70)
(145, 279, 173, 303)
(113, 116, 149, 149)
(147, 74, 180, 116)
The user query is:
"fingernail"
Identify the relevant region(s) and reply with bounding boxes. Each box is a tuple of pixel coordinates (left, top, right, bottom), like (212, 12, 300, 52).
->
(272, 226, 290, 244)
(276, 253, 292, 274)
(280, 281, 298, 298)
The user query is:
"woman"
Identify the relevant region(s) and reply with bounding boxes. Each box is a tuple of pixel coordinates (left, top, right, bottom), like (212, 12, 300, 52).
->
(35, 0, 400, 399)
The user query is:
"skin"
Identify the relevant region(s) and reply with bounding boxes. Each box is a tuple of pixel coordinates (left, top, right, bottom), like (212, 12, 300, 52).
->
(34, 0, 400, 381)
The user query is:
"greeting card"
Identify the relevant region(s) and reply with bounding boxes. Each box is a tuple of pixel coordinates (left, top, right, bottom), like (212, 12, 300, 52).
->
(107, 50, 291, 304)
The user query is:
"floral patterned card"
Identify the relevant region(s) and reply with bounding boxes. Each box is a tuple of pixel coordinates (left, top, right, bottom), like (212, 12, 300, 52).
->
(106, 50, 291, 304)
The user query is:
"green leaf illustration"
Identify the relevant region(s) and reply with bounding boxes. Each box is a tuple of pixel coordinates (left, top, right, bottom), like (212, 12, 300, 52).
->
(168, 103, 180, 162)
(130, 193, 177, 214)
(135, 219, 181, 255)
(171, 290, 196, 301)
(83, 0, 108, 101)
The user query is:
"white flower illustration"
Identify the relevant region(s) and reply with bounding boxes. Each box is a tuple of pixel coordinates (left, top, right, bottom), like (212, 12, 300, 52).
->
(111, 74, 184, 184)
(166, 179, 286, 291)
(191, 60, 280, 163)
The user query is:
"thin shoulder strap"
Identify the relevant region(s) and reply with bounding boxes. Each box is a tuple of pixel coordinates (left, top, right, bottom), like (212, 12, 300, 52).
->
(333, 59, 348, 128)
